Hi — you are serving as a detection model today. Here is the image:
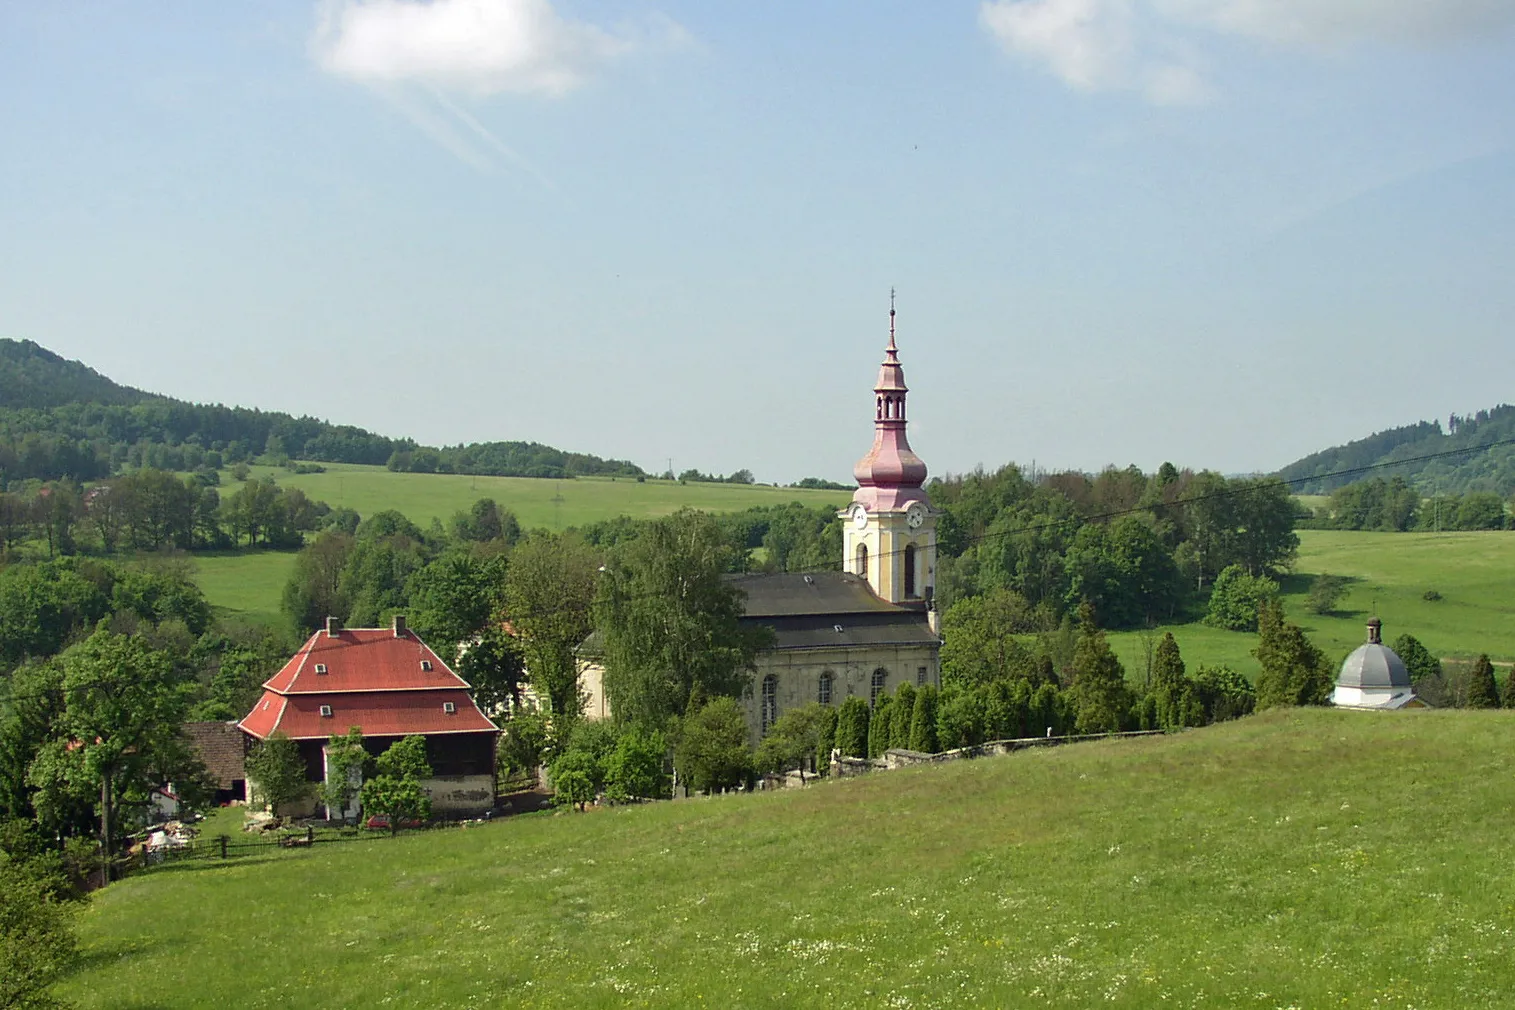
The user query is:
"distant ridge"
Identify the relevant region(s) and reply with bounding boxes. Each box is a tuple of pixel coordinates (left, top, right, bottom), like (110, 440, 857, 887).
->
(1278, 405, 1515, 496)
(0, 338, 154, 409)
(0, 337, 644, 483)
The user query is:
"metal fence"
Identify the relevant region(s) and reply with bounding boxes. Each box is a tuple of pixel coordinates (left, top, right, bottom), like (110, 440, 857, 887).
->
(135, 825, 393, 869)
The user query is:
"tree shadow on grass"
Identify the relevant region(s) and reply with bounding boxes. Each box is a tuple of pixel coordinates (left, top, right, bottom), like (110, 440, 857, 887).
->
(70, 935, 164, 975)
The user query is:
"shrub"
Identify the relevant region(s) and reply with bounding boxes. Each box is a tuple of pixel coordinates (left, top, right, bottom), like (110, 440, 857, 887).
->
(549, 750, 599, 811)
(604, 728, 669, 802)
(1422, 589, 1442, 602)
(1192, 665, 1256, 723)
(1304, 574, 1349, 616)
(1204, 566, 1280, 632)
(675, 698, 752, 794)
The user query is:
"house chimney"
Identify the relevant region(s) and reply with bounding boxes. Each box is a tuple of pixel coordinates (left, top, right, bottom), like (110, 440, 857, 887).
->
(393, 614, 407, 638)
(325, 616, 342, 638)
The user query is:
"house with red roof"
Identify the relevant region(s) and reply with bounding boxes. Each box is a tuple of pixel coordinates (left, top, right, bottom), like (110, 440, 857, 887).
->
(238, 615, 499, 818)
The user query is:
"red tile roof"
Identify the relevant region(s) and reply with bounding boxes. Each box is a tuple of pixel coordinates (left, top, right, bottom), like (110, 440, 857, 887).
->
(239, 626, 498, 742)
(240, 690, 496, 741)
(264, 629, 470, 694)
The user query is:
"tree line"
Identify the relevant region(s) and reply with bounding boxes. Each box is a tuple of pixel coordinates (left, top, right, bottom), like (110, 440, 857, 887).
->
(1304, 476, 1511, 532)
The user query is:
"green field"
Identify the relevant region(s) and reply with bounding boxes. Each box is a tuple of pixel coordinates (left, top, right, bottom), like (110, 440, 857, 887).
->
(195, 466, 849, 624)
(241, 464, 848, 531)
(1109, 528, 1515, 682)
(62, 708, 1515, 1008)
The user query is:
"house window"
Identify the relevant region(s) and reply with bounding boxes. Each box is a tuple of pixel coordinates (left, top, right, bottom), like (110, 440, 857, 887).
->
(420, 660, 433, 672)
(761, 674, 778, 733)
(319, 705, 333, 718)
(904, 544, 917, 597)
(856, 543, 869, 577)
(917, 666, 928, 686)
(443, 701, 456, 714)
(870, 668, 887, 707)
(818, 671, 834, 706)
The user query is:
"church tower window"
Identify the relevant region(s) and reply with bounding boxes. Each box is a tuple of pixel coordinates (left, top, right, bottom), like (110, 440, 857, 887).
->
(855, 543, 869, 578)
(870, 668, 887, 707)
(761, 674, 778, 732)
(903, 544, 917, 598)
(818, 671, 834, 706)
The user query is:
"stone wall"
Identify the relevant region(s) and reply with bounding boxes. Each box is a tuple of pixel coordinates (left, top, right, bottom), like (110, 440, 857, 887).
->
(423, 774, 495, 817)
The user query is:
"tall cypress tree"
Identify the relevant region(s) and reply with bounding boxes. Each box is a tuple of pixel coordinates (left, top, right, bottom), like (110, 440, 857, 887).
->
(868, 697, 894, 758)
(835, 697, 870, 758)
(908, 684, 939, 753)
(1150, 632, 1190, 730)
(1466, 654, 1499, 709)
(891, 683, 917, 750)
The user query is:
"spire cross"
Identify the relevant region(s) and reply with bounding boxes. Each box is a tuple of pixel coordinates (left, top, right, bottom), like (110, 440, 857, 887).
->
(888, 288, 897, 350)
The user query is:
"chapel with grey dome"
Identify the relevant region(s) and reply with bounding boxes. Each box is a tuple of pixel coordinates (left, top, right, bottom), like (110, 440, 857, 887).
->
(1331, 618, 1428, 710)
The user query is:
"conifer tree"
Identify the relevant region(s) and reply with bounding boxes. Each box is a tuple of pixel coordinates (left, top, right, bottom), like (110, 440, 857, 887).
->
(1070, 603, 1132, 734)
(1466, 654, 1499, 709)
(815, 705, 838, 773)
(1150, 632, 1190, 730)
(908, 684, 939, 753)
(1503, 670, 1515, 709)
(1391, 633, 1442, 683)
(891, 683, 917, 750)
(1252, 599, 1334, 708)
(868, 697, 894, 758)
(834, 697, 870, 758)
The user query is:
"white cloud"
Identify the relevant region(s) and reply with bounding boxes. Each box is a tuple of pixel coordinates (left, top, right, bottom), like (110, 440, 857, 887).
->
(312, 0, 643, 97)
(981, 0, 1515, 103)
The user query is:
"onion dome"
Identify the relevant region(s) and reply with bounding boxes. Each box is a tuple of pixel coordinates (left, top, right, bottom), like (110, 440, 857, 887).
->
(852, 298, 929, 511)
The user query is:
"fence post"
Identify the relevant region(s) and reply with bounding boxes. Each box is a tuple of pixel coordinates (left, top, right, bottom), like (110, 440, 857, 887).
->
(220, 835, 228, 859)
(307, 826, 314, 846)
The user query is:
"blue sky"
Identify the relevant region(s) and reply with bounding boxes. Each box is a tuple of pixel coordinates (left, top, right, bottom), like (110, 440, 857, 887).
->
(2, 1, 1512, 484)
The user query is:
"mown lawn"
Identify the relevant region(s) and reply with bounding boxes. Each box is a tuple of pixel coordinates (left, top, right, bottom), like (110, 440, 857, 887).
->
(1109, 529, 1515, 681)
(62, 709, 1515, 1008)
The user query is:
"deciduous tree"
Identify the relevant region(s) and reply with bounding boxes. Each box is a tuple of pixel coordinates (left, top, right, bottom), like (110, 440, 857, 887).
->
(674, 697, 751, 794)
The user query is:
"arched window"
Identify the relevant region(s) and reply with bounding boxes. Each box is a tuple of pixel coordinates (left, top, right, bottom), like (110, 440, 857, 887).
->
(855, 542, 869, 577)
(818, 671, 834, 706)
(870, 668, 888, 707)
(761, 674, 778, 733)
(903, 544, 917, 598)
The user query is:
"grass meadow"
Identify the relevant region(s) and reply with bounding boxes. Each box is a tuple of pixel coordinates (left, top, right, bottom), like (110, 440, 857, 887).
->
(241, 463, 848, 532)
(63, 708, 1515, 1009)
(1108, 529, 1515, 682)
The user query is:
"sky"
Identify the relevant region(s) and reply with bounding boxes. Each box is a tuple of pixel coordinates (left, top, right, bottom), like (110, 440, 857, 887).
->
(2, 1, 1513, 485)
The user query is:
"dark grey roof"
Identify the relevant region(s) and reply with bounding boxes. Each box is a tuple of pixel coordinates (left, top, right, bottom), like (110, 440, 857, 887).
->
(728, 572, 912, 618)
(751, 611, 939, 651)
(1338, 644, 1412, 690)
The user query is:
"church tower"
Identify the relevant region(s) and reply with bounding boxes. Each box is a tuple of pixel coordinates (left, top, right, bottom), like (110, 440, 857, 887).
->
(841, 298, 936, 609)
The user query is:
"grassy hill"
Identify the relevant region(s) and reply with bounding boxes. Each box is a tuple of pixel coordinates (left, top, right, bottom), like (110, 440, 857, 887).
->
(194, 466, 850, 624)
(61, 709, 1515, 1008)
(1277, 404, 1515, 495)
(1107, 529, 1515, 681)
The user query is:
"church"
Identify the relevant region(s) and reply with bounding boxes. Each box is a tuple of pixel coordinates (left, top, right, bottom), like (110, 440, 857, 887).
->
(578, 305, 943, 740)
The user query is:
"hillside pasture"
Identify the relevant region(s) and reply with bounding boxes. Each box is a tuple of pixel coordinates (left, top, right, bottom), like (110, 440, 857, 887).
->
(1109, 528, 1515, 682)
(238, 463, 849, 531)
(62, 709, 1515, 1008)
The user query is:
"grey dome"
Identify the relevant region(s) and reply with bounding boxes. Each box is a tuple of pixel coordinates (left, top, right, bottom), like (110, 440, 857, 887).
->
(1337, 619, 1411, 690)
(1338, 644, 1412, 689)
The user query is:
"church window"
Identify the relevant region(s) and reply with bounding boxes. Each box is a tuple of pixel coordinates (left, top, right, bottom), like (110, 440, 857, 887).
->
(855, 543, 869, 577)
(818, 671, 834, 706)
(761, 674, 778, 733)
(917, 666, 927, 686)
(903, 544, 917, 597)
(870, 668, 887, 707)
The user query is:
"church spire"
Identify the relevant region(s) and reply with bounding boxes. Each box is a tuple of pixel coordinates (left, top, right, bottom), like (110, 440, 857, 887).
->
(851, 295, 928, 510)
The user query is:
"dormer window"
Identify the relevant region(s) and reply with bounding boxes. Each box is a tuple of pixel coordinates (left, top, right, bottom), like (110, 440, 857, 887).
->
(443, 702, 456, 714)
(420, 660, 433, 672)
(319, 705, 333, 718)
(314, 663, 328, 675)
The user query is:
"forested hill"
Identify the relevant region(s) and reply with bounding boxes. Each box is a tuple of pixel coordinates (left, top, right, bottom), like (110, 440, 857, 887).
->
(1278, 405, 1515, 495)
(0, 338, 153, 409)
(0, 338, 644, 482)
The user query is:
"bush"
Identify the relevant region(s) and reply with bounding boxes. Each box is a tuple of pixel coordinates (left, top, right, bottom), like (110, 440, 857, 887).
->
(604, 728, 669, 802)
(549, 750, 599, 811)
(1304, 573, 1349, 616)
(1204, 566, 1280, 632)
(675, 698, 752, 794)
(1422, 589, 1442, 602)
(0, 858, 77, 1010)
(1192, 665, 1255, 723)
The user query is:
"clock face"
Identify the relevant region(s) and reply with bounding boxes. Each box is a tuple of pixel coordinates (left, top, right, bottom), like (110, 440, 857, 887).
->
(906, 504, 927, 529)
(852, 504, 869, 530)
